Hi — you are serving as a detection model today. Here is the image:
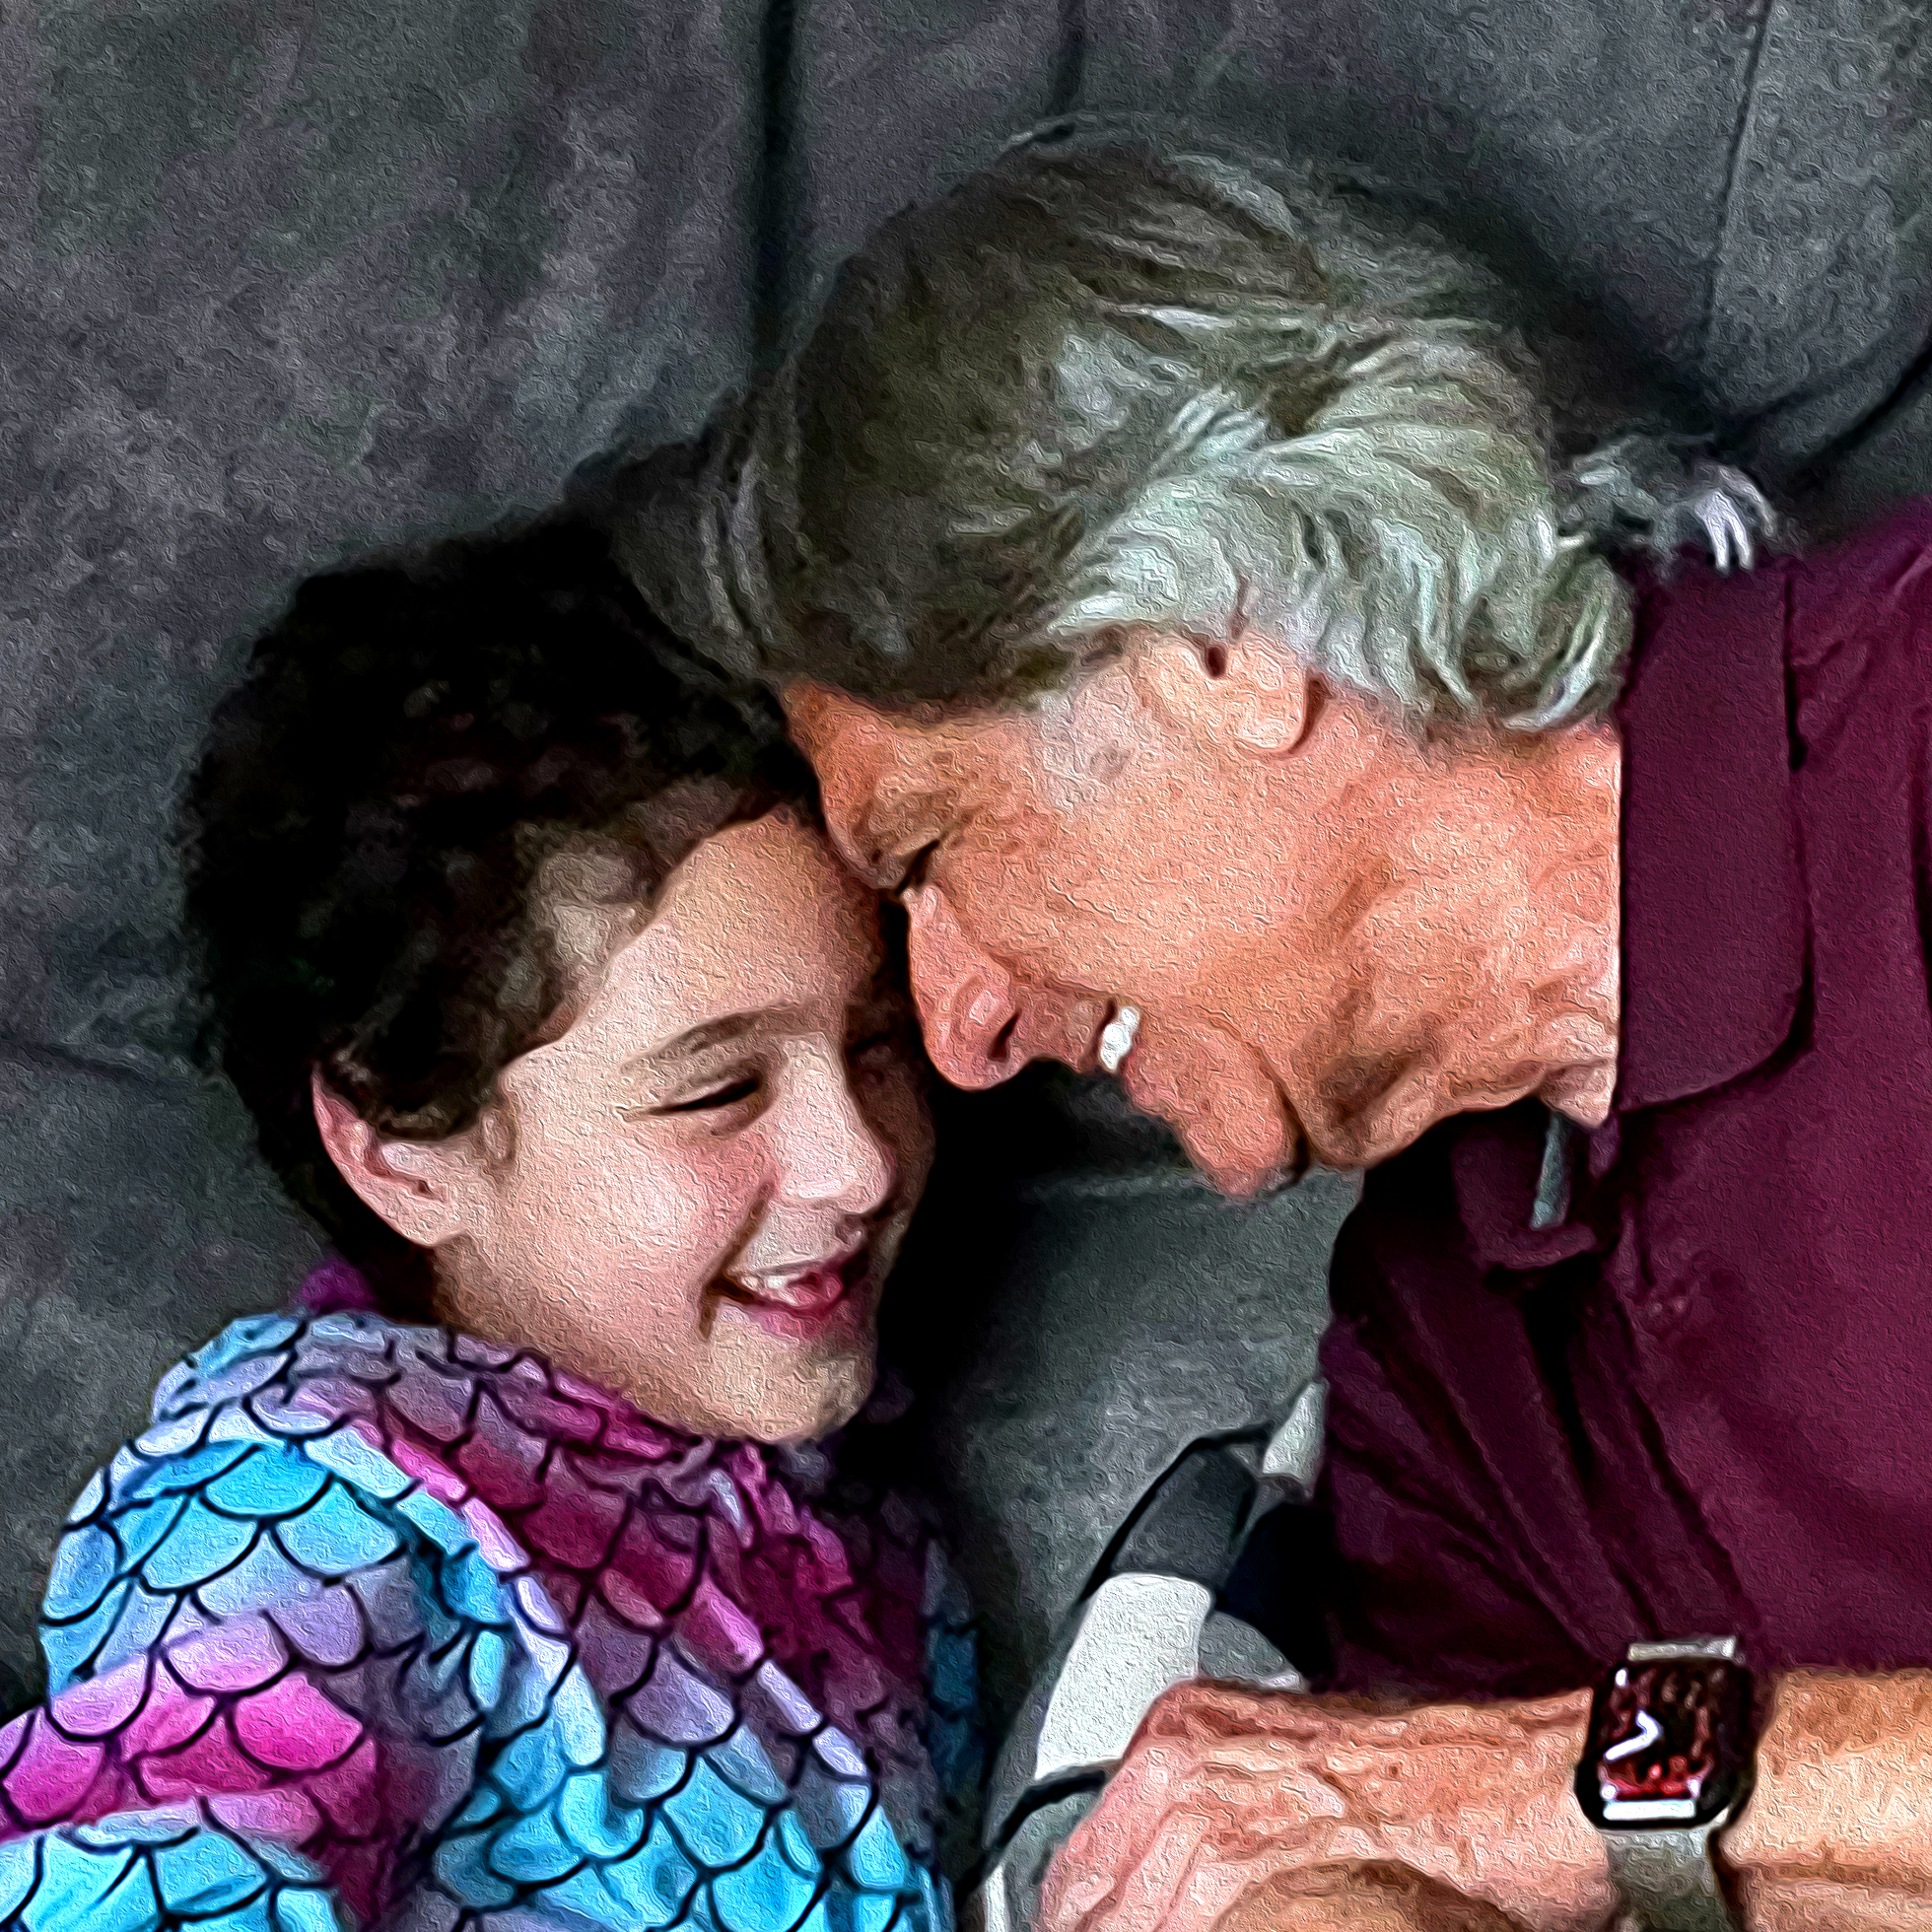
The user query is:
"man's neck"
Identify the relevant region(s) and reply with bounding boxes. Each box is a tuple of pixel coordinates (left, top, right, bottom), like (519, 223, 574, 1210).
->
(1412, 718, 1622, 1127)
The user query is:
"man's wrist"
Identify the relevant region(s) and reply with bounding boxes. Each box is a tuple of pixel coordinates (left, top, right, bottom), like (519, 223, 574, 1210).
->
(1572, 1641, 1758, 1931)
(1715, 1673, 1861, 1868)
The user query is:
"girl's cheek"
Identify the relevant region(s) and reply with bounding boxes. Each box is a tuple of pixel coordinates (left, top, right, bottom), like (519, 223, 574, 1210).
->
(657, 1138, 768, 1261)
(519, 1137, 699, 1281)
(867, 1069, 935, 1185)
(509, 1121, 768, 1311)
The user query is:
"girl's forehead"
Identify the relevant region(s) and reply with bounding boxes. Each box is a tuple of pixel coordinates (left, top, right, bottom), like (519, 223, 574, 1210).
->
(561, 815, 884, 1063)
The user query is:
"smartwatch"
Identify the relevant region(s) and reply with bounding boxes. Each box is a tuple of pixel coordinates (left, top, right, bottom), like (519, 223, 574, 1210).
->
(1574, 1637, 1756, 1932)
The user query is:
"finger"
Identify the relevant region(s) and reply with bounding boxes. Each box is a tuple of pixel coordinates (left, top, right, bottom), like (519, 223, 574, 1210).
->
(1093, 1703, 1333, 1853)
(1185, 1857, 1526, 1932)
(1099, 1750, 1509, 1904)
(1036, 1748, 1204, 1932)
(1047, 1740, 1592, 1932)
(1124, 1708, 1367, 1795)
(1043, 1790, 1229, 1932)
(1102, 1825, 1336, 1932)
(1725, 498, 1757, 570)
(1143, 1679, 1549, 1747)
(1035, 1761, 1182, 1924)
(1171, 1756, 1613, 1927)
(1046, 1717, 1351, 1918)
(1160, 1683, 1593, 1751)
(1044, 1759, 1355, 1932)
(1723, 494, 1754, 568)
(1138, 1679, 1353, 1748)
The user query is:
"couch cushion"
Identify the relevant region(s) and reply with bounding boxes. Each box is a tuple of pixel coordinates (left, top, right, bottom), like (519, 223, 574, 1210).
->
(1074, 0, 1930, 492)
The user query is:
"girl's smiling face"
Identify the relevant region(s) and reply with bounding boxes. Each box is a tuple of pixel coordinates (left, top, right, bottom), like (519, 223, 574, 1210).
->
(322, 808, 933, 1444)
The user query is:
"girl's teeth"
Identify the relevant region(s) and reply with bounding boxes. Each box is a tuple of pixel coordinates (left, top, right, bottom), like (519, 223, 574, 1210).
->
(738, 1261, 848, 1308)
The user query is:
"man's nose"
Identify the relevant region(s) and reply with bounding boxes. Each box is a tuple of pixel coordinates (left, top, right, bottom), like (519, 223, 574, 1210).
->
(903, 884, 1034, 1090)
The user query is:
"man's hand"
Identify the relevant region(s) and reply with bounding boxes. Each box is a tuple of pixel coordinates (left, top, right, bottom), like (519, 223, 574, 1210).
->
(1036, 1680, 1621, 1932)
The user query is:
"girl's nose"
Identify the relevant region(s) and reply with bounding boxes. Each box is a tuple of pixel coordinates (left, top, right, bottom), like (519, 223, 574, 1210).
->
(778, 1046, 898, 1215)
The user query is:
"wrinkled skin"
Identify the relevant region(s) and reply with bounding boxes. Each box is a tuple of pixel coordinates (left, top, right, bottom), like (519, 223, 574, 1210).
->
(1037, 1683, 1614, 1932)
(787, 631, 1621, 1195)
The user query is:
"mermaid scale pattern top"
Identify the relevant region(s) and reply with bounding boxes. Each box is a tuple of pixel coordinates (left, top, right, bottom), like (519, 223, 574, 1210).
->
(0, 1264, 977, 1932)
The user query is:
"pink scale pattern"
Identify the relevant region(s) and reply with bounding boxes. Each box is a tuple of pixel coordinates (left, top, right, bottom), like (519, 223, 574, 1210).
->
(0, 1259, 975, 1932)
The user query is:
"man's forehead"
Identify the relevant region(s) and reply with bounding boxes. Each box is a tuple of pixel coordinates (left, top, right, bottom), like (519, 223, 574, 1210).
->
(794, 679, 996, 794)
(861, 672, 1138, 825)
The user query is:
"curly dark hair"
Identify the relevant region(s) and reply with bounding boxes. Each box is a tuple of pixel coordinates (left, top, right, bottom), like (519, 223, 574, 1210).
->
(179, 514, 818, 1314)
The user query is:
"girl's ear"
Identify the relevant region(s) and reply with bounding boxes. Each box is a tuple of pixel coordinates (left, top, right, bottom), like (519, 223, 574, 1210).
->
(310, 1069, 484, 1249)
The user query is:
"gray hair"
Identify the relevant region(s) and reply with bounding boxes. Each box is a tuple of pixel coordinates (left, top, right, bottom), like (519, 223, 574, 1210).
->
(612, 116, 1774, 731)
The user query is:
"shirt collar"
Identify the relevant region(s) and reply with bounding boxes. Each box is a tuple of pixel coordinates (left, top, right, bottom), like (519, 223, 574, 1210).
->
(1610, 554, 1806, 1114)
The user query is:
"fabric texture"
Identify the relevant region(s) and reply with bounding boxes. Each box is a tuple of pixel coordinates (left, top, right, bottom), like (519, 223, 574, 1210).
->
(0, 1264, 976, 1932)
(1319, 495, 1932, 1701)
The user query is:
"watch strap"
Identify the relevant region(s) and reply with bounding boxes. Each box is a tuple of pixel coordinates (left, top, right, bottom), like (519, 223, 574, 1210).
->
(1603, 1823, 1738, 1932)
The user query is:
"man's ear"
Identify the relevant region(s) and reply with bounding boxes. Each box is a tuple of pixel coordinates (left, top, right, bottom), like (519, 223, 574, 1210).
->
(1131, 630, 1315, 762)
(310, 1070, 481, 1249)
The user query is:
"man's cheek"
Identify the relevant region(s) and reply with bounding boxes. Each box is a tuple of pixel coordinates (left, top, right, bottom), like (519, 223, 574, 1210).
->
(949, 856, 1071, 972)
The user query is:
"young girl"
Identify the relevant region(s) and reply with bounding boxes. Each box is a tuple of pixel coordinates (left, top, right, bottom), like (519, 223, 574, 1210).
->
(0, 519, 976, 1932)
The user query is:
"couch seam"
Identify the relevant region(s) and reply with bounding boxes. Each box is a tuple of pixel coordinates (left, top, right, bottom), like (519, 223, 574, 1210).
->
(1697, 0, 1778, 398)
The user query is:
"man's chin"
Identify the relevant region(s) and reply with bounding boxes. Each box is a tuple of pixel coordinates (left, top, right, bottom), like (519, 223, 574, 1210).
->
(1176, 1125, 1301, 1198)
(1118, 1027, 1304, 1198)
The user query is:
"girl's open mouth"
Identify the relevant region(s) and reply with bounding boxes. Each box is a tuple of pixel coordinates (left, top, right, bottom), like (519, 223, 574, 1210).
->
(717, 1242, 870, 1341)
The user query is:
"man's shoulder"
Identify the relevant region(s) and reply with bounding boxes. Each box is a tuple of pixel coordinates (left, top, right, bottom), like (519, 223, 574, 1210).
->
(1788, 496, 1932, 708)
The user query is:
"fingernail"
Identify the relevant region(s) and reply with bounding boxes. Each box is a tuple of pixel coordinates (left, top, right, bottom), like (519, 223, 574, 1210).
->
(1066, 1876, 1114, 1914)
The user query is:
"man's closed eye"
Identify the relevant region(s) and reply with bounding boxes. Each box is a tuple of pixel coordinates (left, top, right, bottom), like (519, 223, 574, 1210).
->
(892, 842, 940, 900)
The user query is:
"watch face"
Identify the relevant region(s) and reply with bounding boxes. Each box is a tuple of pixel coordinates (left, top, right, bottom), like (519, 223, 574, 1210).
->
(1575, 1655, 1754, 1829)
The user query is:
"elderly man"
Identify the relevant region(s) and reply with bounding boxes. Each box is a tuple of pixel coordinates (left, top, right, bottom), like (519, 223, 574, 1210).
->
(616, 121, 1932, 1932)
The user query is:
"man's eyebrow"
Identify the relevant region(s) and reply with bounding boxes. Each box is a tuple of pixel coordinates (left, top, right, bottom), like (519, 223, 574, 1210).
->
(851, 771, 960, 885)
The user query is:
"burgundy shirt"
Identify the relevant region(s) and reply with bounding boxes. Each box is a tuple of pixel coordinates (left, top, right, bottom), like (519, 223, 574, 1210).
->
(1320, 497, 1932, 1700)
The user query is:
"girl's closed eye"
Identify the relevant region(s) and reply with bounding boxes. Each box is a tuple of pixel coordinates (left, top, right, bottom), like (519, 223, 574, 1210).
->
(659, 1072, 762, 1115)
(617, 1052, 769, 1123)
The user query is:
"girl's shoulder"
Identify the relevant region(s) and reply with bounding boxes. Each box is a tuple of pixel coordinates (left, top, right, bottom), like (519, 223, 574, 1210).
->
(28, 1307, 968, 1922)
(39, 1308, 518, 1695)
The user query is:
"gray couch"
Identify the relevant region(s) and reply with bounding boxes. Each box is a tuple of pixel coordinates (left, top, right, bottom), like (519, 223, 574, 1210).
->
(3, 0, 1927, 1730)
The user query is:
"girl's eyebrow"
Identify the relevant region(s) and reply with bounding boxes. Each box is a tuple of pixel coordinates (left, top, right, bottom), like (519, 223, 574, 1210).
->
(629, 1007, 809, 1070)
